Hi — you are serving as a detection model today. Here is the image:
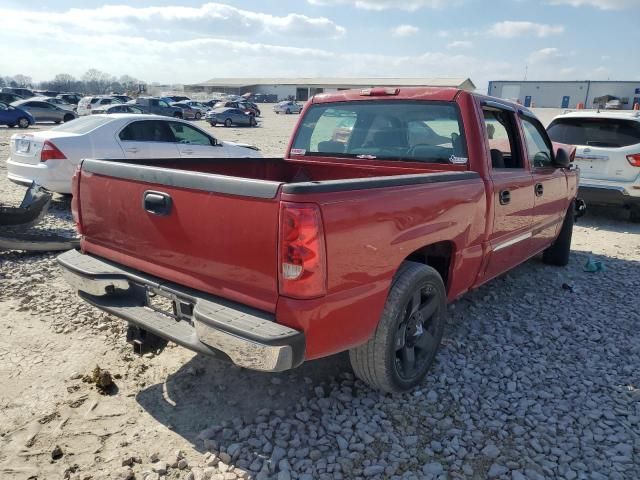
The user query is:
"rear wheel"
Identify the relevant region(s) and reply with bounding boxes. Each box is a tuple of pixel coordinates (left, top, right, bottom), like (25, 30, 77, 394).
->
(63, 114, 75, 123)
(17, 117, 30, 128)
(349, 262, 446, 393)
(250, 117, 257, 127)
(209, 120, 217, 127)
(195, 112, 202, 120)
(224, 118, 232, 127)
(286, 108, 291, 114)
(173, 112, 182, 119)
(543, 201, 574, 266)
(630, 205, 640, 223)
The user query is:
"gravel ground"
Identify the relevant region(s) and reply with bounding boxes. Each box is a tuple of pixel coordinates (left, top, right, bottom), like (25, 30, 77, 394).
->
(0, 108, 639, 480)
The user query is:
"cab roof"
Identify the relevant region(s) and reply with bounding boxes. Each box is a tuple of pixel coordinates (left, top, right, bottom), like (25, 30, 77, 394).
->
(310, 87, 463, 104)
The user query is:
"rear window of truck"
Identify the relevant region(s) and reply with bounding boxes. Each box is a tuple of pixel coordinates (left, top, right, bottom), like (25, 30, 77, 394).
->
(547, 117, 640, 148)
(291, 101, 468, 164)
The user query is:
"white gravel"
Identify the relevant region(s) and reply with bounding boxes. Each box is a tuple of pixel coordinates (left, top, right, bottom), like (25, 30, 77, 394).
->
(0, 108, 639, 479)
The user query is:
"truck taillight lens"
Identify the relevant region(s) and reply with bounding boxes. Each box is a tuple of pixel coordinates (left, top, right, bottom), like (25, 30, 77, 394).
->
(40, 140, 66, 162)
(278, 202, 326, 299)
(627, 154, 640, 167)
(71, 167, 83, 235)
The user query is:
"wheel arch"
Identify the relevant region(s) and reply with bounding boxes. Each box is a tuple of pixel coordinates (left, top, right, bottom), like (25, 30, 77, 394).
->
(399, 240, 455, 292)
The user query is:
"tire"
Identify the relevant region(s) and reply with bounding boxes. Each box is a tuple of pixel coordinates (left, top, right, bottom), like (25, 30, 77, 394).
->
(224, 118, 232, 128)
(250, 117, 257, 127)
(543, 200, 574, 266)
(173, 112, 182, 119)
(349, 262, 446, 393)
(17, 117, 30, 128)
(63, 114, 74, 123)
(286, 108, 291, 114)
(209, 121, 217, 127)
(195, 112, 202, 120)
(630, 205, 640, 223)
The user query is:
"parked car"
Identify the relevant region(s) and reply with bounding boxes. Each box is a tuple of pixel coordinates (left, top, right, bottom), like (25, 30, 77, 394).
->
(203, 98, 223, 108)
(181, 100, 211, 116)
(6, 114, 261, 193)
(110, 94, 133, 103)
(91, 104, 146, 114)
(214, 101, 259, 116)
(170, 102, 200, 120)
(0, 101, 35, 128)
(0, 92, 25, 104)
(11, 99, 77, 123)
(133, 97, 184, 118)
(1, 87, 35, 98)
(240, 101, 261, 116)
(605, 99, 623, 110)
(548, 110, 640, 222)
(77, 96, 122, 116)
(273, 101, 303, 114)
(35, 96, 76, 112)
(57, 93, 83, 105)
(58, 87, 579, 393)
(33, 90, 60, 98)
(163, 95, 190, 103)
(205, 107, 257, 127)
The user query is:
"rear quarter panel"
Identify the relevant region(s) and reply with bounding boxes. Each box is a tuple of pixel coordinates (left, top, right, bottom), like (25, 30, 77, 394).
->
(276, 177, 487, 359)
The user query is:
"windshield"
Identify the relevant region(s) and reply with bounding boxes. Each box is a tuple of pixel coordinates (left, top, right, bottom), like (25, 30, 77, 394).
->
(50, 115, 110, 134)
(548, 117, 640, 148)
(291, 101, 467, 164)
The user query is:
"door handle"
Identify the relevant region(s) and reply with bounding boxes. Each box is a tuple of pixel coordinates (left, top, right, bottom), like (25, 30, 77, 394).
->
(182, 149, 194, 154)
(499, 190, 511, 205)
(126, 147, 139, 153)
(143, 191, 172, 216)
(535, 183, 544, 197)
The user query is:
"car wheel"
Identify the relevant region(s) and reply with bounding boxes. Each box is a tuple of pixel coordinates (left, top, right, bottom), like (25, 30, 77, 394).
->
(349, 261, 446, 393)
(63, 114, 75, 123)
(224, 119, 232, 127)
(209, 121, 217, 127)
(250, 117, 257, 127)
(542, 200, 574, 266)
(629, 205, 640, 223)
(173, 112, 182, 119)
(17, 117, 30, 128)
(195, 112, 202, 120)
(286, 108, 291, 114)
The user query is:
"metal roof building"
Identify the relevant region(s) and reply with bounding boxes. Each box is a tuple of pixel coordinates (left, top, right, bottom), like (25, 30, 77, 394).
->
(489, 80, 640, 110)
(185, 77, 476, 101)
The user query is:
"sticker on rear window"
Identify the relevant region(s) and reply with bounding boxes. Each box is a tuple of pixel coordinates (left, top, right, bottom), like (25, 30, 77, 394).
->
(291, 148, 306, 155)
(449, 155, 468, 164)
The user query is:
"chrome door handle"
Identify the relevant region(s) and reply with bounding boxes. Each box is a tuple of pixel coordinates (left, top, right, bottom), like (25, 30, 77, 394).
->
(499, 190, 511, 205)
(535, 183, 544, 197)
(182, 149, 194, 154)
(126, 147, 139, 153)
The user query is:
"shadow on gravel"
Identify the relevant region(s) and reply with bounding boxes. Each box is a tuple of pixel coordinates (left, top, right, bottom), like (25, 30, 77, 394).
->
(136, 352, 351, 452)
(577, 204, 640, 234)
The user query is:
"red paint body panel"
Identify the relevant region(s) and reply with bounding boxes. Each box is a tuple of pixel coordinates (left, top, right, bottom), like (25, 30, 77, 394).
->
(76, 88, 578, 361)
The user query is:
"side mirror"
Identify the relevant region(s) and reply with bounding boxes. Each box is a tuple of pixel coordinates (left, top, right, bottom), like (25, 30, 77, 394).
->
(554, 148, 570, 169)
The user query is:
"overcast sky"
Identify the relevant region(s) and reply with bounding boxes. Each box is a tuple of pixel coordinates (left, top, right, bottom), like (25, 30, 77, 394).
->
(1, 0, 638, 91)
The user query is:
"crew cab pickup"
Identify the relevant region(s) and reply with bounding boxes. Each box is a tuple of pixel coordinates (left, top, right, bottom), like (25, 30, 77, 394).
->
(59, 87, 579, 392)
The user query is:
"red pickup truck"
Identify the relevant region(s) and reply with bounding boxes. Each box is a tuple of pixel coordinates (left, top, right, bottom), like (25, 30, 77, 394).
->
(59, 87, 580, 393)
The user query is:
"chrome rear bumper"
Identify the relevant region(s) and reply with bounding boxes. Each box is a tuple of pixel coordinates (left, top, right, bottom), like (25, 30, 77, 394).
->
(58, 249, 305, 372)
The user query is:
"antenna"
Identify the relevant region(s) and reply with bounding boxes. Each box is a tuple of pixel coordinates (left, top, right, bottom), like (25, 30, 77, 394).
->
(524, 65, 528, 81)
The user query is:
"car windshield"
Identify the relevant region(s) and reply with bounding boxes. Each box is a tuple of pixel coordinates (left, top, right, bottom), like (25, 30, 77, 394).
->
(291, 101, 467, 164)
(548, 117, 640, 148)
(50, 115, 110, 134)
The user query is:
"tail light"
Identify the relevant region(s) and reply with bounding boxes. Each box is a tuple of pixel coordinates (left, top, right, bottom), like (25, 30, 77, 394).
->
(627, 154, 640, 167)
(278, 202, 326, 299)
(71, 167, 83, 235)
(40, 140, 66, 162)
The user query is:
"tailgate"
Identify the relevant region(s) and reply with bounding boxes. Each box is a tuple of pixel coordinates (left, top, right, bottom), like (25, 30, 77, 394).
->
(77, 159, 283, 312)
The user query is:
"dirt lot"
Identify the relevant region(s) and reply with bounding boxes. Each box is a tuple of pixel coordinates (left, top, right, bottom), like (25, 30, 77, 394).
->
(0, 108, 639, 480)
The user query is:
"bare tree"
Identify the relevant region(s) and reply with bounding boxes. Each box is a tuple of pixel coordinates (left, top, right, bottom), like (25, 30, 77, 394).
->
(12, 74, 33, 87)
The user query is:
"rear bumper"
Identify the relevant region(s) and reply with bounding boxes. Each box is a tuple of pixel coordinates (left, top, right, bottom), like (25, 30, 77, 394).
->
(579, 184, 640, 207)
(6, 157, 73, 194)
(57, 249, 305, 372)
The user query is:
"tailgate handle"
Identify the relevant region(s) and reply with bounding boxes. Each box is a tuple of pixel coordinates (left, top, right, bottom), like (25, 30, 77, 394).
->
(143, 191, 172, 216)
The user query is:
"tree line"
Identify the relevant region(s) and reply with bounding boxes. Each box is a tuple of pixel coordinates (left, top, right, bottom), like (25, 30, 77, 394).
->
(1, 69, 146, 95)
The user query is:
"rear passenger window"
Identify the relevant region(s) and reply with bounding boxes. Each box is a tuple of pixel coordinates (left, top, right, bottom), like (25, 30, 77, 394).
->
(119, 121, 176, 142)
(520, 115, 553, 168)
(482, 108, 522, 169)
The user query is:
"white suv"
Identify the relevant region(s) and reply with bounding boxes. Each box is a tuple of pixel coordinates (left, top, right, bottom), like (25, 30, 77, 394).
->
(548, 111, 640, 222)
(77, 96, 122, 116)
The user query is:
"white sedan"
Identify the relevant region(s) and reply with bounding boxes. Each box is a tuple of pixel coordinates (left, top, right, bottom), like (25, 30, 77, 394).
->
(7, 114, 262, 194)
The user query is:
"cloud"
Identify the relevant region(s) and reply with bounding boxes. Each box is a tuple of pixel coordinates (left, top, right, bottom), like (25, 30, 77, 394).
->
(528, 47, 568, 64)
(447, 40, 472, 49)
(307, 0, 458, 10)
(0, 3, 346, 39)
(489, 21, 564, 38)
(547, 0, 637, 9)
(391, 25, 420, 37)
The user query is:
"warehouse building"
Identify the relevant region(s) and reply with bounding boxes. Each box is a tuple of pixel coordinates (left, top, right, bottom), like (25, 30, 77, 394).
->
(185, 77, 476, 101)
(488, 80, 640, 110)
